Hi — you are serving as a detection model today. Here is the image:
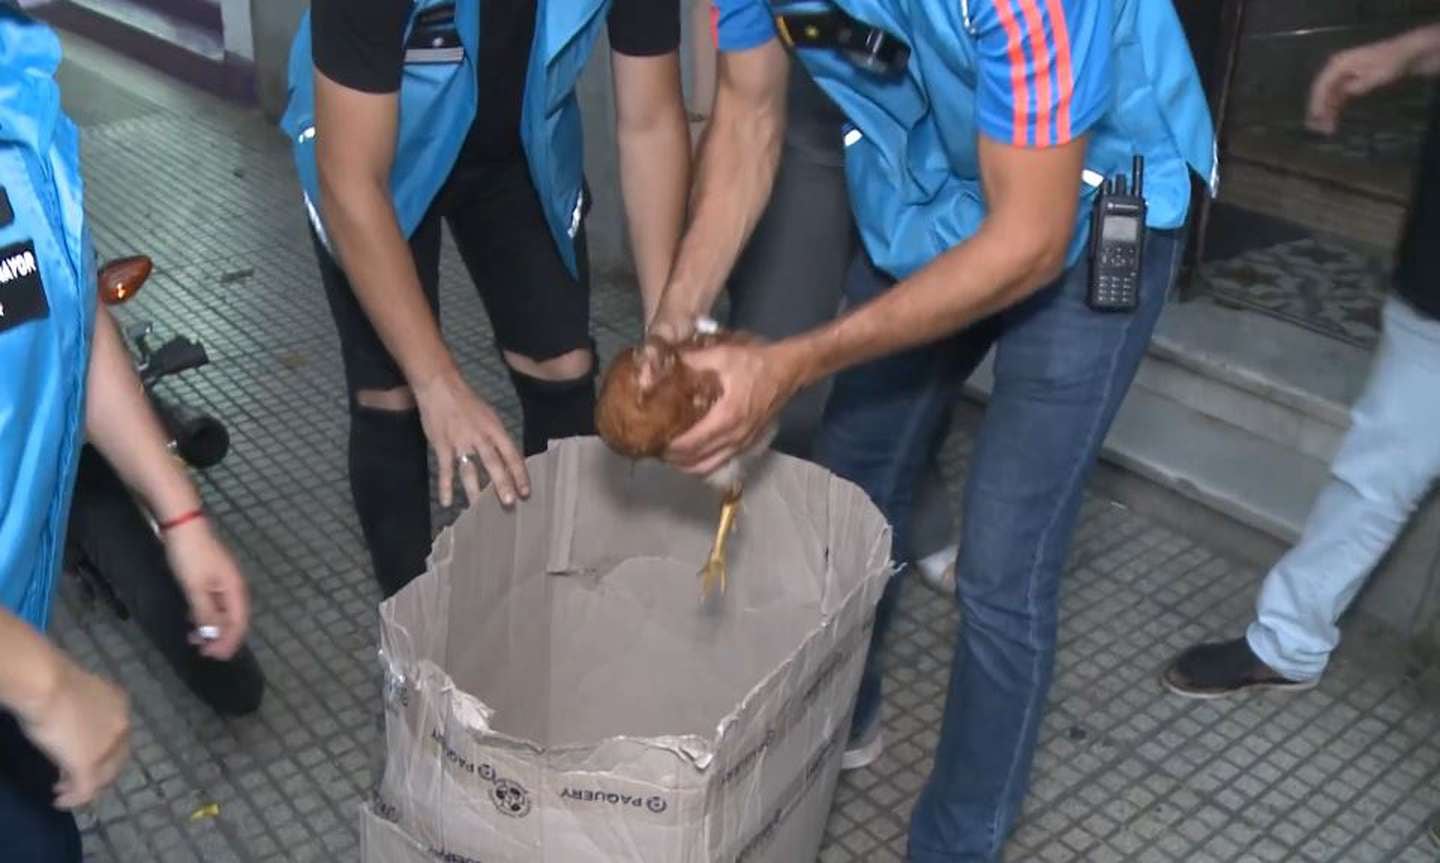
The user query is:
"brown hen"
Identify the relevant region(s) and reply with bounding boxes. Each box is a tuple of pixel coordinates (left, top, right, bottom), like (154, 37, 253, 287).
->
(595, 328, 774, 600)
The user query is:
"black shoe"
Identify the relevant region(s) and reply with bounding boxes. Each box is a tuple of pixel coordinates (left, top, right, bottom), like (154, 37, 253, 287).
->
(1162, 638, 1317, 699)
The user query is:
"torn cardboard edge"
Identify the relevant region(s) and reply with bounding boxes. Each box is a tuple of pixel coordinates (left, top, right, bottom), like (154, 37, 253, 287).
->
(365, 708, 853, 863)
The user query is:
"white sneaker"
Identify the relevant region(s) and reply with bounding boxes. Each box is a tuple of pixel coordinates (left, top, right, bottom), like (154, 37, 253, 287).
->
(840, 723, 885, 771)
(916, 544, 958, 596)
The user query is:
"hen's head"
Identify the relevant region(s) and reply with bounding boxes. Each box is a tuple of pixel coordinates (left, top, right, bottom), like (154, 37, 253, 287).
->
(595, 339, 722, 459)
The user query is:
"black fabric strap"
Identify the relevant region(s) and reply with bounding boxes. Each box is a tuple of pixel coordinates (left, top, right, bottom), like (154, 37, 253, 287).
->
(773, 9, 910, 75)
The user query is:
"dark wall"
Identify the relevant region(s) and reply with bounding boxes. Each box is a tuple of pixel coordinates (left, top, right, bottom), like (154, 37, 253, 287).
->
(251, 0, 306, 121)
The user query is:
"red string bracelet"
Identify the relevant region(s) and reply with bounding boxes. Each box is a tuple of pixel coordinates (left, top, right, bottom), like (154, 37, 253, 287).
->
(158, 508, 205, 533)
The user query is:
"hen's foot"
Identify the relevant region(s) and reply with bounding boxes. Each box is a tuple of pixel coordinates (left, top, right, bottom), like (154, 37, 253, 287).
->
(700, 488, 742, 600)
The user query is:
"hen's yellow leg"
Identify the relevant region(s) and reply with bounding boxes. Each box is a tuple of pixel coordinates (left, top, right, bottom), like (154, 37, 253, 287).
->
(700, 487, 742, 600)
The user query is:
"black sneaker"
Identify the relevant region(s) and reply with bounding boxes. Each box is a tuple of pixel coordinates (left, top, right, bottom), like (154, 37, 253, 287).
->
(1162, 638, 1317, 699)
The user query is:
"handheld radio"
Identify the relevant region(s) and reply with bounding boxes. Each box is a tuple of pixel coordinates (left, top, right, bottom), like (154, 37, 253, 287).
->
(1087, 156, 1146, 313)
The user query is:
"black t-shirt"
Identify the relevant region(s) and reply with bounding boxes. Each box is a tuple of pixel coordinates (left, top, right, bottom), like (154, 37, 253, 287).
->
(1394, 91, 1440, 320)
(311, 0, 680, 164)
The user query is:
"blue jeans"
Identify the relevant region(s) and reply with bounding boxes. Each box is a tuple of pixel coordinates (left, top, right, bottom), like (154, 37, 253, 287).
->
(1247, 296, 1440, 681)
(817, 231, 1182, 862)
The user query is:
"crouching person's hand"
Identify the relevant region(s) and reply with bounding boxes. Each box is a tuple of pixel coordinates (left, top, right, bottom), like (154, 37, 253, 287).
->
(16, 648, 131, 810)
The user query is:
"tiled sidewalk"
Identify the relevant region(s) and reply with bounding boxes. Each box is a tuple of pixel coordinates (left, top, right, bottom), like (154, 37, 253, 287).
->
(49, 34, 1440, 863)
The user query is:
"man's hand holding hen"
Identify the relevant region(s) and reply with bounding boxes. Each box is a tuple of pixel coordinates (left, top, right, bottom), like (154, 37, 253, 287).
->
(664, 337, 804, 477)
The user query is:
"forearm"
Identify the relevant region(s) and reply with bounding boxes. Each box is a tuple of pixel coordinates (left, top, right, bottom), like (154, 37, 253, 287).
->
(618, 109, 691, 321)
(85, 308, 201, 521)
(1399, 23, 1440, 76)
(0, 607, 65, 720)
(321, 178, 457, 388)
(658, 87, 785, 324)
(785, 221, 1064, 387)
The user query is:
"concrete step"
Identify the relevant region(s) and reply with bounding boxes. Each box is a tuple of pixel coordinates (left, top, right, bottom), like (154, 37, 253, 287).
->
(1143, 297, 1369, 461)
(38, 0, 252, 104)
(1095, 377, 1326, 544)
(964, 334, 1331, 547)
(131, 0, 222, 33)
(965, 297, 1370, 545)
(960, 298, 1440, 641)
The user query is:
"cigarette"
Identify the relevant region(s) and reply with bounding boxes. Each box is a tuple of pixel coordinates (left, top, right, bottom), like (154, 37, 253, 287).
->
(195, 625, 221, 642)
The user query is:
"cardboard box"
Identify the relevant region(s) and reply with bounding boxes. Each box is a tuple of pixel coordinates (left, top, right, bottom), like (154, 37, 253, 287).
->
(369, 437, 893, 862)
(360, 803, 431, 863)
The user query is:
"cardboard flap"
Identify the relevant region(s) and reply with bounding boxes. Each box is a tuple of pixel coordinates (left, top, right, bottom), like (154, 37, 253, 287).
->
(380, 528, 455, 676)
(543, 437, 723, 577)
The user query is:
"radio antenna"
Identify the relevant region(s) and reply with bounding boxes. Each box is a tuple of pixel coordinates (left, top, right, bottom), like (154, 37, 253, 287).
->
(1133, 155, 1144, 196)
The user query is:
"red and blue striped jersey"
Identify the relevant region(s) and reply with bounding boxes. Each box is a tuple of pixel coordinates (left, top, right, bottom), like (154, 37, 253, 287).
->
(971, 0, 1111, 148)
(710, 0, 1112, 150)
(704, 0, 1216, 278)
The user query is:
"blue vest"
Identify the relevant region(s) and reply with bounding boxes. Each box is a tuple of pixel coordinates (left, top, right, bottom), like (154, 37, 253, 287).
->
(279, 0, 612, 278)
(0, 9, 97, 630)
(773, 0, 1217, 280)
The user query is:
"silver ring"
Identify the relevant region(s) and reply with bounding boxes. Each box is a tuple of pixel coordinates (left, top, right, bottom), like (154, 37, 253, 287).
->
(457, 452, 474, 467)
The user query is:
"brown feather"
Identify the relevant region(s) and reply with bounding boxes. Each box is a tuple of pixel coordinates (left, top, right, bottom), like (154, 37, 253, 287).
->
(595, 338, 727, 459)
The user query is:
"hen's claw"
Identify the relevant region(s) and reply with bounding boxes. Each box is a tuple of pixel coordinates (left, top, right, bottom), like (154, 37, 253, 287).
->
(700, 488, 742, 600)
